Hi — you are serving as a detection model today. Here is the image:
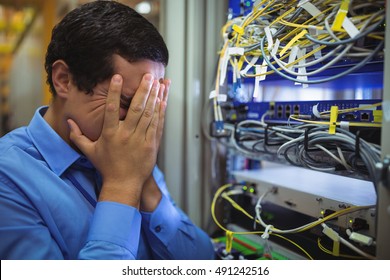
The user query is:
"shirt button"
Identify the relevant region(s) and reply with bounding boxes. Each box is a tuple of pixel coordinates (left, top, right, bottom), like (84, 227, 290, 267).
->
(154, 226, 161, 233)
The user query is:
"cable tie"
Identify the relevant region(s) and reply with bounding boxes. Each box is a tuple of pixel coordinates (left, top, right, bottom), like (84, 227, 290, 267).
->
(240, 56, 259, 76)
(264, 26, 274, 51)
(261, 225, 273, 239)
(225, 230, 234, 253)
(308, 25, 319, 36)
(232, 24, 244, 35)
(253, 64, 267, 99)
(271, 39, 280, 57)
(342, 17, 359, 38)
(232, 59, 237, 84)
(294, 48, 308, 88)
(312, 103, 321, 118)
(312, 44, 322, 59)
(287, 45, 299, 70)
(219, 49, 229, 86)
(331, 0, 350, 32)
(339, 121, 349, 131)
(217, 94, 227, 102)
(298, 0, 324, 21)
(209, 90, 217, 99)
(328, 106, 338, 134)
(228, 47, 244, 56)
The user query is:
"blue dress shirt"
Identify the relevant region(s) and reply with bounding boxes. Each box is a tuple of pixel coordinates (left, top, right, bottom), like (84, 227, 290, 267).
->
(0, 106, 215, 260)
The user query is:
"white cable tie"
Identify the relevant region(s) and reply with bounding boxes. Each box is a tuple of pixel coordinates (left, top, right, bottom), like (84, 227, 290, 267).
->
(297, 0, 310, 7)
(236, 62, 241, 80)
(309, 26, 327, 36)
(313, 44, 322, 59)
(209, 90, 217, 99)
(261, 225, 273, 239)
(298, 1, 324, 21)
(228, 47, 245, 56)
(264, 26, 274, 51)
(253, 63, 267, 100)
(342, 17, 360, 38)
(271, 39, 280, 57)
(312, 103, 321, 118)
(287, 45, 299, 70)
(240, 56, 259, 76)
(232, 61, 237, 83)
(253, 66, 262, 99)
(260, 59, 268, 78)
(340, 121, 349, 130)
(219, 50, 229, 86)
(217, 94, 227, 102)
(321, 223, 340, 242)
(260, 65, 268, 79)
(308, 25, 318, 36)
(295, 48, 308, 88)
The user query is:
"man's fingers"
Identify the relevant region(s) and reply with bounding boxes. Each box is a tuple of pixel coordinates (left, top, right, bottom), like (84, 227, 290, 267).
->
(102, 74, 123, 136)
(155, 83, 166, 143)
(125, 73, 154, 129)
(146, 95, 161, 142)
(130, 78, 159, 133)
(162, 79, 171, 104)
(67, 119, 93, 155)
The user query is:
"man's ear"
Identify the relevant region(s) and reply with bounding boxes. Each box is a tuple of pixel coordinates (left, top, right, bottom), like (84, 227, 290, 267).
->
(51, 60, 71, 98)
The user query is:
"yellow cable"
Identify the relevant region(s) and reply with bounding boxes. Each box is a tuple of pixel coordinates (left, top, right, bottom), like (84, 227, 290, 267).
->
(289, 115, 382, 128)
(317, 238, 364, 259)
(212, 184, 374, 259)
(320, 102, 382, 116)
(211, 183, 314, 259)
(279, 18, 324, 30)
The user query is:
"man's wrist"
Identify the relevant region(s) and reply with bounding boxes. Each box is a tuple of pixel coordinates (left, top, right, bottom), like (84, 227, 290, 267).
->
(99, 179, 144, 207)
(140, 176, 162, 212)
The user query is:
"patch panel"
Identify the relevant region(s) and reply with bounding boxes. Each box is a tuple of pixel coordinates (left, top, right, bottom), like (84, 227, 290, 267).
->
(226, 99, 382, 124)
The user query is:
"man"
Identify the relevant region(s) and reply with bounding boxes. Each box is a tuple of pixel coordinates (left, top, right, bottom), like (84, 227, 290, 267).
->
(0, 0, 215, 260)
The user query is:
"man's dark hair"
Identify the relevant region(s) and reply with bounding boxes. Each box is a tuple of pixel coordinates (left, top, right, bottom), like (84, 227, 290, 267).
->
(45, 0, 169, 95)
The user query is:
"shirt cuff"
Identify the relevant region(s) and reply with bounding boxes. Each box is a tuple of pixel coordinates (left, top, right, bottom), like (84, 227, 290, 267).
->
(88, 201, 141, 255)
(141, 194, 181, 245)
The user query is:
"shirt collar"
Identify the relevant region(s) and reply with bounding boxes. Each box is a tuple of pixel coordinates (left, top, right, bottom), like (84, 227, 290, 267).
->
(27, 106, 81, 176)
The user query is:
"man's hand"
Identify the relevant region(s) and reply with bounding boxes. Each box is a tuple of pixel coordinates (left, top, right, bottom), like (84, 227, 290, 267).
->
(140, 78, 170, 212)
(68, 73, 168, 207)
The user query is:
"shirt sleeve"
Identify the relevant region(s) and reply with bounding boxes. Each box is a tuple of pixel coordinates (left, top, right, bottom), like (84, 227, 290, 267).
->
(78, 201, 142, 260)
(0, 180, 65, 260)
(140, 166, 215, 260)
(0, 177, 142, 260)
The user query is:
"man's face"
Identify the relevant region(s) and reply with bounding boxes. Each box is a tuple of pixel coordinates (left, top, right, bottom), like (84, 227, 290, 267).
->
(66, 55, 165, 141)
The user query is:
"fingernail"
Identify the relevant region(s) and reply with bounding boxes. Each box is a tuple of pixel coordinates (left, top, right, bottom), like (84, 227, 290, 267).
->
(144, 74, 153, 82)
(67, 119, 74, 131)
(165, 79, 171, 89)
(113, 74, 122, 83)
(152, 79, 159, 88)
